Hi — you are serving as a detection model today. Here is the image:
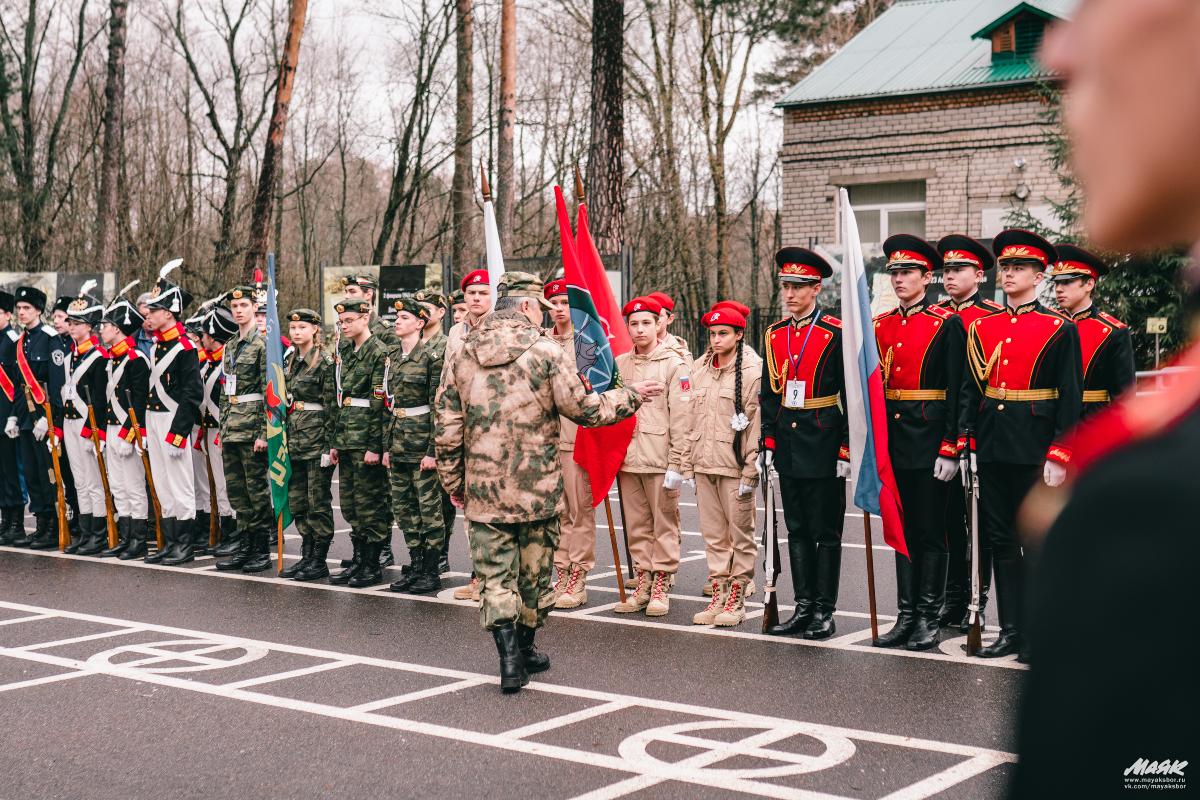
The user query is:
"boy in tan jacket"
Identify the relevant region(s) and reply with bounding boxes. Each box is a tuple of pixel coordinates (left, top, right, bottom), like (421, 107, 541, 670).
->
(683, 306, 762, 626)
(614, 296, 690, 616)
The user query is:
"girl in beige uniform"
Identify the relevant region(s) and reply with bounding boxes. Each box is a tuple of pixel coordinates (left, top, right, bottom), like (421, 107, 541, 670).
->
(684, 306, 762, 627)
(614, 296, 690, 616)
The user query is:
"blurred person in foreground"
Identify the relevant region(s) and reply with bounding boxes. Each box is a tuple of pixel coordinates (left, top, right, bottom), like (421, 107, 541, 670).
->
(1013, 2, 1200, 796)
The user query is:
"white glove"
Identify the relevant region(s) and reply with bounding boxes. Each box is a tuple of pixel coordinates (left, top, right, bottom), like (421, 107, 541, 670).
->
(933, 456, 960, 483)
(320, 453, 333, 469)
(32, 417, 48, 441)
(662, 470, 683, 491)
(737, 482, 754, 498)
(111, 437, 132, 457)
(1043, 460, 1066, 488)
(758, 449, 774, 473)
(836, 459, 851, 480)
(4, 416, 17, 438)
(166, 442, 187, 459)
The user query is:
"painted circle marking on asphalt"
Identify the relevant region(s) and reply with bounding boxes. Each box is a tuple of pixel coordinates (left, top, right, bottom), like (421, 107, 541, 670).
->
(86, 639, 269, 673)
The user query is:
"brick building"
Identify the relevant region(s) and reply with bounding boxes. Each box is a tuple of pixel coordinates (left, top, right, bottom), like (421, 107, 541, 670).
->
(777, 0, 1074, 307)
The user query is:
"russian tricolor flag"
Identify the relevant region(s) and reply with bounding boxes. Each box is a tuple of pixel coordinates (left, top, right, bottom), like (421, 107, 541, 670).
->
(838, 188, 908, 558)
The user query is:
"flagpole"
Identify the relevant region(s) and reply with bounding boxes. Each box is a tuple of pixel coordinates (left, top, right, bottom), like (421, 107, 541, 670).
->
(276, 514, 284, 574)
(863, 510, 879, 642)
(603, 498, 627, 603)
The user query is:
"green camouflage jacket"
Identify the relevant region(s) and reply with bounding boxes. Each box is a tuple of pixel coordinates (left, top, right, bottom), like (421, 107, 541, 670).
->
(423, 330, 448, 362)
(285, 345, 337, 461)
(382, 337, 443, 463)
(219, 327, 266, 443)
(435, 311, 643, 524)
(370, 314, 399, 349)
(332, 335, 386, 453)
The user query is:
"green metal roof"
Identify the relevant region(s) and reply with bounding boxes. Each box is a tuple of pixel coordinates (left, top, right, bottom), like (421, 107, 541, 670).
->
(777, 0, 1075, 108)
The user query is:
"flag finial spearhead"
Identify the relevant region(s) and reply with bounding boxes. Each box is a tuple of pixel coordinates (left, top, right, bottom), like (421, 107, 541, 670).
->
(574, 165, 586, 205)
(479, 160, 492, 202)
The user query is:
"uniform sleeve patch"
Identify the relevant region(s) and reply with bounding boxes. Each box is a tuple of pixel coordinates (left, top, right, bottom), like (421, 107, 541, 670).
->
(822, 315, 843, 329)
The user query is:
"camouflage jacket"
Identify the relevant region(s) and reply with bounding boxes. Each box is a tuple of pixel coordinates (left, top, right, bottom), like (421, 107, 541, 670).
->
(370, 314, 399, 349)
(285, 345, 337, 462)
(332, 334, 386, 453)
(382, 337, 443, 463)
(435, 310, 643, 524)
(219, 327, 266, 443)
(423, 330, 448, 362)
(546, 329, 578, 452)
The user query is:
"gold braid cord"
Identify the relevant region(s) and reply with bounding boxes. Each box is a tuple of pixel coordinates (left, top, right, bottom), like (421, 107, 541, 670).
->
(765, 325, 788, 395)
(881, 346, 894, 390)
(966, 325, 1003, 390)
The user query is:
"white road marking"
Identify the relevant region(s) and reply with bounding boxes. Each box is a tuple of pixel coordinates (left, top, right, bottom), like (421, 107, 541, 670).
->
(0, 613, 55, 626)
(0, 600, 1016, 800)
(12, 627, 144, 651)
(220, 659, 353, 690)
(0, 670, 93, 693)
(347, 678, 490, 713)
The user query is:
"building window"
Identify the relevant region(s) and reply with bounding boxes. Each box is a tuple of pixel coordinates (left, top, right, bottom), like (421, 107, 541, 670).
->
(844, 181, 926, 245)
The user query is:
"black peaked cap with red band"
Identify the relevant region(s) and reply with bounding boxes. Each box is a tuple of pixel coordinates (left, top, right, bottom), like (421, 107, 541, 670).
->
(992, 228, 1058, 267)
(1050, 243, 1109, 282)
(775, 247, 832, 283)
(937, 234, 994, 271)
(883, 234, 941, 273)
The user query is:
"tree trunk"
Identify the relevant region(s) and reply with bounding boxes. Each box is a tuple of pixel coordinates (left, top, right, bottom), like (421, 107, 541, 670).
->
(95, 0, 127, 273)
(245, 0, 309, 277)
(587, 0, 624, 256)
(452, 0, 475, 278)
(495, 0, 516, 250)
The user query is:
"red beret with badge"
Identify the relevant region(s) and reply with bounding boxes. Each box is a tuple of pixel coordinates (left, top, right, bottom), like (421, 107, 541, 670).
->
(622, 296, 662, 319)
(461, 270, 490, 291)
(701, 306, 746, 329)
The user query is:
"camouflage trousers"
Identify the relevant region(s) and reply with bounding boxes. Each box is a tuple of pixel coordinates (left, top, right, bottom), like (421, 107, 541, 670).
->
(289, 458, 335, 542)
(388, 461, 445, 552)
(468, 517, 560, 631)
(339, 451, 390, 544)
(222, 442, 271, 534)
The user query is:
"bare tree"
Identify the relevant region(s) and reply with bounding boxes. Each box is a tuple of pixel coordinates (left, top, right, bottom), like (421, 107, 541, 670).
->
(95, 0, 128, 272)
(451, 0, 475, 275)
(586, 0, 624, 255)
(494, 0, 515, 249)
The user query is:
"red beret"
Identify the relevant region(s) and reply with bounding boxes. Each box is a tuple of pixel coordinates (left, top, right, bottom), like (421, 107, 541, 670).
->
(622, 296, 662, 318)
(702, 307, 746, 329)
(543, 280, 567, 299)
(711, 300, 750, 317)
(646, 291, 674, 312)
(461, 270, 490, 291)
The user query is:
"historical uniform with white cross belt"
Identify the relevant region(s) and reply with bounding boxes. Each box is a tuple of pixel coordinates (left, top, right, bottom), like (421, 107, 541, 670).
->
(760, 247, 850, 641)
(197, 305, 238, 557)
(870, 235, 967, 651)
(960, 230, 1083, 659)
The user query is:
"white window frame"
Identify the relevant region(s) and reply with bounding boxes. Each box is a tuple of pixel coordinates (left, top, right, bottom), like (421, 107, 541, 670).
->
(837, 187, 927, 246)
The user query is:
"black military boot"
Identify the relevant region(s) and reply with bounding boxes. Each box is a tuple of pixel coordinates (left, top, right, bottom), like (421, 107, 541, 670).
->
(348, 542, 383, 588)
(214, 524, 254, 570)
(280, 536, 312, 579)
(388, 547, 422, 593)
(379, 536, 396, 569)
(164, 518, 195, 566)
(493, 622, 528, 693)
(978, 557, 1021, 658)
(517, 624, 550, 674)
(766, 536, 815, 635)
(213, 517, 241, 557)
(957, 546, 992, 632)
(803, 542, 842, 640)
(0, 508, 12, 545)
(330, 540, 363, 585)
(241, 530, 273, 573)
(145, 518, 173, 564)
(295, 538, 332, 581)
(407, 547, 443, 595)
(99, 517, 129, 558)
(439, 536, 451, 575)
(78, 515, 109, 556)
(874, 553, 917, 647)
(939, 554, 968, 627)
(9, 512, 35, 547)
(30, 515, 61, 550)
(4, 507, 27, 545)
(907, 552, 947, 651)
(120, 519, 148, 560)
(192, 511, 211, 556)
(64, 513, 90, 554)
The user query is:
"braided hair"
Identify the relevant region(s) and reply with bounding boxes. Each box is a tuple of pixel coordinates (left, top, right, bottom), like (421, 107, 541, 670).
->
(732, 335, 746, 468)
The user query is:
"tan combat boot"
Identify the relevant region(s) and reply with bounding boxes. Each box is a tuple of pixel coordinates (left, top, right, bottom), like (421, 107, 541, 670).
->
(554, 564, 588, 609)
(552, 565, 570, 599)
(702, 576, 715, 596)
(453, 575, 481, 601)
(614, 569, 650, 613)
(645, 571, 671, 616)
(693, 579, 727, 625)
(713, 578, 747, 627)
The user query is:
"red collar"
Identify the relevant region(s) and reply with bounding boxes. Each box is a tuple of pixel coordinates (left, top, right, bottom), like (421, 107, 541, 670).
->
(154, 322, 184, 343)
(74, 335, 100, 355)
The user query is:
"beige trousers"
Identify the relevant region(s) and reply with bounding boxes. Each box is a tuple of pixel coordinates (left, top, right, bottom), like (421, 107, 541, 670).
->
(617, 471, 681, 573)
(554, 452, 596, 571)
(697, 473, 756, 582)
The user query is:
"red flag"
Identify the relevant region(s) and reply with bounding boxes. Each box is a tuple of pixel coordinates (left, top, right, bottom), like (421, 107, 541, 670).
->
(554, 187, 635, 505)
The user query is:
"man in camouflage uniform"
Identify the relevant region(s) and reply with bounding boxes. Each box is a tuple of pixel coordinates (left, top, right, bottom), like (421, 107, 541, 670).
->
(279, 309, 338, 582)
(383, 297, 445, 594)
(416, 289, 455, 574)
(450, 289, 467, 325)
(329, 298, 390, 587)
(341, 274, 398, 349)
(435, 271, 661, 692)
(215, 284, 273, 573)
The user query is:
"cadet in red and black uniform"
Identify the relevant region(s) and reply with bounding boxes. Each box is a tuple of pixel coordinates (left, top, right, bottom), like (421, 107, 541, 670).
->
(935, 234, 1003, 631)
(871, 236, 966, 651)
(960, 229, 1082, 659)
(1049, 244, 1135, 419)
(761, 248, 850, 640)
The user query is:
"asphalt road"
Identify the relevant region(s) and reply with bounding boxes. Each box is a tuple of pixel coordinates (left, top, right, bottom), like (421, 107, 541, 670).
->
(0, 476, 1022, 799)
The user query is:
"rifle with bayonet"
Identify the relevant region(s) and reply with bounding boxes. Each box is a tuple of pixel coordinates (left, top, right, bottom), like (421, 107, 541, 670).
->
(961, 427, 983, 655)
(761, 464, 781, 632)
(82, 386, 119, 549)
(124, 392, 164, 551)
(26, 383, 70, 550)
(199, 425, 220, 546)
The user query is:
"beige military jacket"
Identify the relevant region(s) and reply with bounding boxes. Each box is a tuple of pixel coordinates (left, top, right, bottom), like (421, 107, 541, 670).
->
(680, 345, 763, 485)
(614, 341, 690, 474)
(547, 329, 579, 452)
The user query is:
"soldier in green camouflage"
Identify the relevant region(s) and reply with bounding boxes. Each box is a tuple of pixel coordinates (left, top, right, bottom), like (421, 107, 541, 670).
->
(215, 284, 274, 574)
(329, 298, 390, 588)
(416, 288, 454, 574)
(278, 309, 338, 582)
(341, 274, 398, 349)
(382, 297, 445, 594)
(435, 271, 663, 692)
